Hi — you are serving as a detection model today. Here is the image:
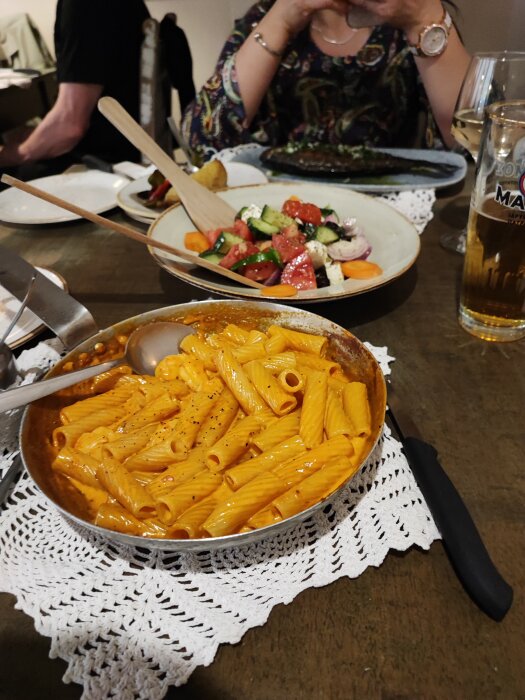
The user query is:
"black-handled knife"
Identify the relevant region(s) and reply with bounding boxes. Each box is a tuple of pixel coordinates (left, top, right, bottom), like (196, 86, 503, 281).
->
(81, 154, 115, 174)
(387, 388, 513, 622)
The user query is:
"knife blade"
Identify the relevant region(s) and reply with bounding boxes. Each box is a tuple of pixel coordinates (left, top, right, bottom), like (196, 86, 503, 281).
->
(81, 154, 115, 174)
(387, 386, 513, 621)
(0, 246, 99, 350)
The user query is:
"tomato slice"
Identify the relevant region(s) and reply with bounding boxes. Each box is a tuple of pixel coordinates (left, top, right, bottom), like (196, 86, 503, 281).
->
(219, 241, 259, 269)
(243, 261, 280, 282)
(281, 223, 306, 244)
(298, 202, 322, 226)
(282, 199, 302, 219)
(282, 200, 322, 226)
(280, 251, 317, 290)
(272, 233, 305, 263)
(233, 218, 254, 242)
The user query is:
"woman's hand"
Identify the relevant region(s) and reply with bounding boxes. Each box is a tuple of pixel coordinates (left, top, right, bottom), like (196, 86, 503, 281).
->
(268, 0, 350, 41)
(346, 0, 444, 36)
(235, 0, 349, 125)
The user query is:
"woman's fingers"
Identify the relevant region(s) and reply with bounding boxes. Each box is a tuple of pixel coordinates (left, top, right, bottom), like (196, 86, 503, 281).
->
(271, 0, 351, 37)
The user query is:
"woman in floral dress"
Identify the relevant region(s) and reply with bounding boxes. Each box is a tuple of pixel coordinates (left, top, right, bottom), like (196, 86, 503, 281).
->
(182, 0, 469, 163)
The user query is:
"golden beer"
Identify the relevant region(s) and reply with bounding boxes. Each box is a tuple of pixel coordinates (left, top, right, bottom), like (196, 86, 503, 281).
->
(460, 197, 525, 341)
(459, 99, 525, 342)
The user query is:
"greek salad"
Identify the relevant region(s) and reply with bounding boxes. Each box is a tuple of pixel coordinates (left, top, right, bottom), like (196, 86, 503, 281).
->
(184, 197, 382, 290)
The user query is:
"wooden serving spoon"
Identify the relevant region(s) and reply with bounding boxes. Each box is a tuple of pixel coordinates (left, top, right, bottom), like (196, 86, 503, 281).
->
(0, 175, 263, 290)
(98, 96, 237, 233)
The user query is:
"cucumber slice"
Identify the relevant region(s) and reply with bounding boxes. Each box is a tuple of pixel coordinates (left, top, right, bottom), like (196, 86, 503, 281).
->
(248, 217, 280, 238)
(320, 207, 339, 222)
(236, 206, 249, 220)
(223, 231, 245, 248)
(315, 225, 341, 245)
(199, 250, 224, 264)
(212, 231, 245, 254)
(302, 222, 318, 240)
(260, 205, 294, 229)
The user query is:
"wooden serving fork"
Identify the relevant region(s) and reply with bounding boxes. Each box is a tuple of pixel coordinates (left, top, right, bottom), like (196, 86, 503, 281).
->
(97, 96, 237, 233)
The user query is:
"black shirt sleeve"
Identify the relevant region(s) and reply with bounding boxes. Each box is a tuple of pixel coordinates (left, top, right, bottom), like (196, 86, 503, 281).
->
(55, 0, 118, 85)
(53, 0, 150, 162)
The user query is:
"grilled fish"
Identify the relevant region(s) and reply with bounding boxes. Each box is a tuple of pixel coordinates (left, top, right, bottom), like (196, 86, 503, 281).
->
(259, 143, 458, 179)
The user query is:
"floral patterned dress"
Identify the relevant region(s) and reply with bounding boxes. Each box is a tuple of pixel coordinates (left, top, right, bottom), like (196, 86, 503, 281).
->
(182, 0, 440, 163)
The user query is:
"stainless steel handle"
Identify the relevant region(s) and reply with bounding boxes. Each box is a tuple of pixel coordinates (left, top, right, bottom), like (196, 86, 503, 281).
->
(0, 273, 36, 347)
(0, 359, 120, 412)
(0, 456, 23, 506)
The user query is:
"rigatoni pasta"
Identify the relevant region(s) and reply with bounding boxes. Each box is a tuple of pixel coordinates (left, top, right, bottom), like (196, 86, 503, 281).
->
(47, 319, 376, 540)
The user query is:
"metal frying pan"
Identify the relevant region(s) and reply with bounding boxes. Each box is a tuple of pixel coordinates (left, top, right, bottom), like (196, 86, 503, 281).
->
(19, 300, 386, 552)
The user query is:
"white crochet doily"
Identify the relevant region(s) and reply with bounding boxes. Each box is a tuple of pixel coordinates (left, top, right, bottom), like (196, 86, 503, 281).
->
(215, 143, 436, 235)
(0, 339, 440, 700)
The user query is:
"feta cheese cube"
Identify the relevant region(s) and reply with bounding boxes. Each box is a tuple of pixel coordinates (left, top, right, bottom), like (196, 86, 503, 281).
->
(325, 261, 344, 285)
(241, 204, 262, 223)
(305, 240, 329, 269)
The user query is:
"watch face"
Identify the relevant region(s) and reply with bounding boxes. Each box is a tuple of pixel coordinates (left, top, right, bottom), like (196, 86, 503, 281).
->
(421, 26, 447, 56)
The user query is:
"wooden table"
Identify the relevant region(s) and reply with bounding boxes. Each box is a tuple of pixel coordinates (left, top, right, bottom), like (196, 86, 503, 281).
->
(0, 172, 523, 699)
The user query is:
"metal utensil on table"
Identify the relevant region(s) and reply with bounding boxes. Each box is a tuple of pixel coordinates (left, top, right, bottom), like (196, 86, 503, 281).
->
(0, 246, 99, 350)
(81, 154, 116, 174)
(167, 116, 198, 173)
(0, 276, 40, 504)
(0, 344, 17, 390)
(0, 273, 36, 389)
(0, 261, 96, 504)
(0, 271, 36, 346)
(0, 321, 195, 413)
(0, 455, 23, 507)
(97, 96, 236, 232)
(0, 176, 263, 290)
(387, 386, 513, 621)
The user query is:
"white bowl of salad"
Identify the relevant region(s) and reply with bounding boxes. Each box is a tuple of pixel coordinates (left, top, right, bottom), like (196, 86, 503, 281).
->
(147, 182, 420, 303)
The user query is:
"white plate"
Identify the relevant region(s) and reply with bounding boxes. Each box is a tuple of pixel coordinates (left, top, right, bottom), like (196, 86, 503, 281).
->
(0, 267, 67, 348)
(117, 162, 269, 223)
(147, 182, 420, 303)
(0, 171, 128, 225)
(218, 144, 468, 193)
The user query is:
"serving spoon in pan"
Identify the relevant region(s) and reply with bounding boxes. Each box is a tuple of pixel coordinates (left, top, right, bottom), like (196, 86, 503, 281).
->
(0, 321, 195, 413)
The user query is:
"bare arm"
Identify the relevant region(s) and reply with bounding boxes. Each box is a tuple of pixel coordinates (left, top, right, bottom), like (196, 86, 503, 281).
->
(0, 82, 103, 167)
(348, 0, 471, 146)
(235, 0, 349, 125)
(410, 28, 470, 147)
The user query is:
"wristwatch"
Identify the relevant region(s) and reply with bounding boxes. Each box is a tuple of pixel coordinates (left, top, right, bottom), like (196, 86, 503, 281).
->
(407, 9, 452, 58)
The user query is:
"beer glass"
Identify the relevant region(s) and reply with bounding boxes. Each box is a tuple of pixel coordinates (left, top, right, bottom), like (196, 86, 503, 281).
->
(441, 52, 525, 254)
(458, 100, 525, 342)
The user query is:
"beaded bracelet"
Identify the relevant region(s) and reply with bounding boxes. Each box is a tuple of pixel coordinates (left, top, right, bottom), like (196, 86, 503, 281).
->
(253, 31, 283, 58)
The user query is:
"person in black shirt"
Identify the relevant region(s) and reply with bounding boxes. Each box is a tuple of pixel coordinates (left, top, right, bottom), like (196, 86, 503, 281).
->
(0, 0, 149, 175)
